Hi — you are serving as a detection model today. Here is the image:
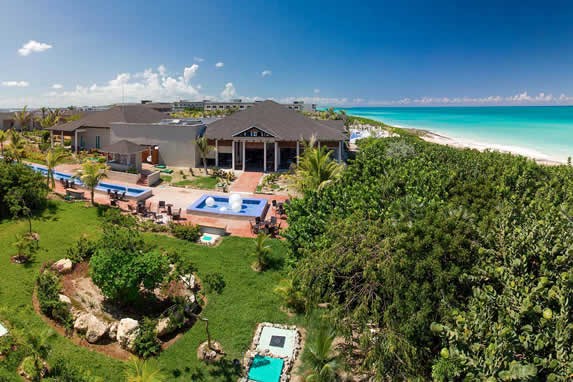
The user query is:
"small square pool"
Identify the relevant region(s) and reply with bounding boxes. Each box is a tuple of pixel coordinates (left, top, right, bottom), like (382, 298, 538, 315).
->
(248, 355, 284, 382)
(187, 194, 268, 220)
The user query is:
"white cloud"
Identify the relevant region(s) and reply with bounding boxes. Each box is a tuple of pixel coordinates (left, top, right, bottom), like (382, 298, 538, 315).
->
(220, 82, 236, 100)
(261, 70, 272, 77)
(52, 84, 63, 89)
(215, 62, 224, 68)
(193, 57, 204, 62)
(183, 64, 199, 83)
(157, 65, 166, 76)
(18, 40, 52, 56)
(2, 81, 29, 87)
(313, 88, 320, 94)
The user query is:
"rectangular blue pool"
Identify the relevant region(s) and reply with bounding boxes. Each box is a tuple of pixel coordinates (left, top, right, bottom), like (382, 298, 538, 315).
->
(26, 164, 151, 199)
(248, 355, 284, 382)
(187, 194, 268, 219)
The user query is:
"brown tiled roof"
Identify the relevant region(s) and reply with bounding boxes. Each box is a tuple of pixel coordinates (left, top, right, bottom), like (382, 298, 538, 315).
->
(204, 100, 346, 141)
(47, 105, 167, 132)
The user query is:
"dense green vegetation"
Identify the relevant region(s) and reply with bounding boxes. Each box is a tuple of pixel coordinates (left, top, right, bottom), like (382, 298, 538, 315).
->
(0, 202, 294, 381)
(0, 161, 47, 221)
(285, 136, 573, 380)
(171, 176, 218, 189)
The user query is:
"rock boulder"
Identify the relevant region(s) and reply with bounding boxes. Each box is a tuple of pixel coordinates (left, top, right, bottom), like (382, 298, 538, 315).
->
(85, 315, 109, 344)
(117, 318, 139, 351)
(52, 259, 73, 274)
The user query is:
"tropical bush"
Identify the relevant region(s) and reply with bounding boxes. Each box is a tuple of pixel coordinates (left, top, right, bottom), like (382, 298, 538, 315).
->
(285, 136, 573, 379)
(90, 224, 170, 304)
(132, 318, 161, 359)
(66, 234, 98, 263)
(169, 223, 201, 242)
(36, 268, 73, 329)
(0, 161, 47, 220)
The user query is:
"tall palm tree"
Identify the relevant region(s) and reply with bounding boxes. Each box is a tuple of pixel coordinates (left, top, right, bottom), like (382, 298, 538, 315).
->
(193, 136, 213, 175)
(302, 319, 340, 382)
(124, 357, 166, 382)
(0, 129, 7, 157)
(14, 105, 32, 131)
(252, 233, 272, 271)
(293, 136, 343, 194)
(76, 160, 108, 205)
(37, 108, 61, 130)
(45, 149, 67, 189)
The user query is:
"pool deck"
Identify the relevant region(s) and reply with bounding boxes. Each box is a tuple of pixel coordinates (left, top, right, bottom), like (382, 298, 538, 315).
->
(51, 166, 289, 238)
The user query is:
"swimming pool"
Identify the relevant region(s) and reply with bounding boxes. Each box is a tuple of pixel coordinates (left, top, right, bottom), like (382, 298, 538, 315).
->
(27, 164, 152, 200)
(187, 194, 268, 220)
(247, 355, 284, 382)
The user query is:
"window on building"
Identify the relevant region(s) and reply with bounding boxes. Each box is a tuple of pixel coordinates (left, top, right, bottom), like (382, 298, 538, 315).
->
(95, 136, 101, 149)
(80, 135, 85, 148)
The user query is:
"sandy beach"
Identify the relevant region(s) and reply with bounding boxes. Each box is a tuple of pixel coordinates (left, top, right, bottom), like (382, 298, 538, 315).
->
(416, 129, 566, 166)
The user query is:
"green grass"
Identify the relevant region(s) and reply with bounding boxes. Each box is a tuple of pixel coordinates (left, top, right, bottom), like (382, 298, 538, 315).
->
(0, 201, 297, 381)
(172, 176, 218, 190)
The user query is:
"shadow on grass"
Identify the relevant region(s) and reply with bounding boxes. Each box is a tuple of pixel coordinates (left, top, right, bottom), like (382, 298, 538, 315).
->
(266, 251, 285, 271)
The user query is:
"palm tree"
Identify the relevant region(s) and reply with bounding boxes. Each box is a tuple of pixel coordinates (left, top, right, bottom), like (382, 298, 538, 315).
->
(252, 233, 272, 271)
(45, 149, 67, 189)
(36, 108, 61, 130)
(14, 105, 32, 131)
(193, 136, 213, 175)
(302, 319, 340, 382)
(7, 129, 25, 161)
(124, 357, 166, 382)
(76, 160, 108, 205)
(0, 129, 7, 157)
(292, 136, 343, 194)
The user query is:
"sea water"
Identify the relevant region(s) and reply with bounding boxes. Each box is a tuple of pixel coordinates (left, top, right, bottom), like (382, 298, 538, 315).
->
(341, 106, 573, 162)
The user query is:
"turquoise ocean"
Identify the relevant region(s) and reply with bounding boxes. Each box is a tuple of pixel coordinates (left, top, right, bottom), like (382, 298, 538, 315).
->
(340, 106, 573, 162)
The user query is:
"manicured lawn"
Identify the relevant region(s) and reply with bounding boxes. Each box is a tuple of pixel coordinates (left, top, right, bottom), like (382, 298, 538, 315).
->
(0, 201, 296, 381)
(172, 176, 218, 190)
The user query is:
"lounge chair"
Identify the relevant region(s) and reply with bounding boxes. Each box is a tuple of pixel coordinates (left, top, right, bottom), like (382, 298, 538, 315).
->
(172, 208, 181, 220)
(272, 200, 277, 208)
(270, 216, 277, 225)
(255, 216, 261, 225)
(250, 220, 259, 234)
(158, 200, 166, 212)
(120, 191, 126, 201)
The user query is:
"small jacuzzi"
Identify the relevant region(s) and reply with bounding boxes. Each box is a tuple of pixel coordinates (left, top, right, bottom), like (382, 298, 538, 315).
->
(248, 355, 284, 382)
(199, 233, 220, 246)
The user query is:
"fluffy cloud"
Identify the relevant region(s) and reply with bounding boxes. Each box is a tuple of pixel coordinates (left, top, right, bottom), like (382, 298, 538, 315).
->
(52, 84, 63, 89)
(261, 70, 272, 77)
(18, 40, 52, 56)
(371, 91, 569, 106)
(183, 64, 199, 83)
(34, 65, 202, 106)
(2, 81, 29, 87)
(215, 62, 224, 68)
(220, 82, 236, 100)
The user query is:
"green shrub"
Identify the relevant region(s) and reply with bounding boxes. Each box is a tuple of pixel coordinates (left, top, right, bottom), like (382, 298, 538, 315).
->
(20, 356, 40, 380)
(66, 234, 97, 262)
(46, 357, 102, 382)
(36, 269, 72, 329)
(101, 208, 136, 228)
(203, 272, 226, 294)
(169, 223, 200, 242)
(132, 318, 161, 359)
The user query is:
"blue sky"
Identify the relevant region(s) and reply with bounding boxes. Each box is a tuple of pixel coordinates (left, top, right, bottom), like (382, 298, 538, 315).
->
(2, 0, 573, 107)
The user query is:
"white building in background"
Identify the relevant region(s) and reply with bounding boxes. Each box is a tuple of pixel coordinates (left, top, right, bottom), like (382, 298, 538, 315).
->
(172, 99, 316, 113)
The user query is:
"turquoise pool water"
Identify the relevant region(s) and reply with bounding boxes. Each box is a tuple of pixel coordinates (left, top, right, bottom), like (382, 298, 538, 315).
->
(26, 164, 149, 198)
(248, 355, 284, 382)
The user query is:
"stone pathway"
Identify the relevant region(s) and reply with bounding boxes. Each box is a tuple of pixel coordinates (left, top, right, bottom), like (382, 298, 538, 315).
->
(230, 171, 264, 194)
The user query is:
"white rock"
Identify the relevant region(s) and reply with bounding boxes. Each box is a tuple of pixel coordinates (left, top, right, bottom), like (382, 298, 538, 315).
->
(74, 313, 91, 332)
(117, 318, 139, 351)
(58, 294, 72, 306)
(85, 315, 109, 344)
(52, 258, 73, 274)
(155, 317, 173, 337)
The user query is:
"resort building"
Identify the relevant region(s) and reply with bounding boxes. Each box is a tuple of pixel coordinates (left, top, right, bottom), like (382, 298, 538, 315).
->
(203, 100, 346, 171)
(47, 101, 346, 172)
(172, 99, 317, 113)
(47, 105, 206, 167)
